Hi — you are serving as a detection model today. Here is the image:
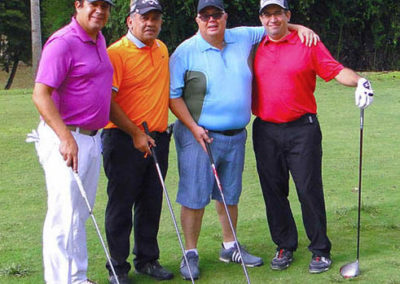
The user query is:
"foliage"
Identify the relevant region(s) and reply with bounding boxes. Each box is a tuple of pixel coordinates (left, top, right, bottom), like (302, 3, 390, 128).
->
(41, 0, 74, 42)
(0, 0, 31, 70)
(290, 0, 400, 70)
(13, 0, 400, 73)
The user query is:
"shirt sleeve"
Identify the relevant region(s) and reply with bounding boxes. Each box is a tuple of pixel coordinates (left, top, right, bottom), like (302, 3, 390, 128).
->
(107, 47, 124, 93)
(312, 42, 344, 82)
(245, 26, 266, 45)
(169, 48, 186, 99)
(35, 37, 72, 89)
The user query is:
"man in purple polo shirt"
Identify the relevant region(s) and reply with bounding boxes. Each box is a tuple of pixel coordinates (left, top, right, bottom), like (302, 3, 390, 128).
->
(31, 1, 114, 283)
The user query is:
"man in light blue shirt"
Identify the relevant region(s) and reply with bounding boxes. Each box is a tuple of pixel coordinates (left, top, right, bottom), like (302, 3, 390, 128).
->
(169, 0, 318, 279)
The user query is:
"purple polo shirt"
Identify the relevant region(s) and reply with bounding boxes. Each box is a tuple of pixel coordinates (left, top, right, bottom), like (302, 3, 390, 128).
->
(36, 17, 113, 130)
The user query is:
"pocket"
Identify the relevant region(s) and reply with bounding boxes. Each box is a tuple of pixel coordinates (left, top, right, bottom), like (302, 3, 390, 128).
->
(36, 138, 58, 166)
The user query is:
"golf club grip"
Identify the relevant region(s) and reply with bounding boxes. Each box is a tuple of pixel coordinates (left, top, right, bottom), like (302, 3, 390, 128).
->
(205, 142, 215, 165)
(142, 121, 158, 163)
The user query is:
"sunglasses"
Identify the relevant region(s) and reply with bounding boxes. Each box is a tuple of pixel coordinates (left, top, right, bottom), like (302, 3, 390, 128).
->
(260, 9, 285, 18)
(198, 12, 225, 22)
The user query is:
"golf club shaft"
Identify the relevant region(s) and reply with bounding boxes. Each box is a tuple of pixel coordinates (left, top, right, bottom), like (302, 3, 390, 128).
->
(142, 122, 195, 284)
(205, 142, 251, 284)
(72, 172, 120, 284)
(356, 108, 364, 260)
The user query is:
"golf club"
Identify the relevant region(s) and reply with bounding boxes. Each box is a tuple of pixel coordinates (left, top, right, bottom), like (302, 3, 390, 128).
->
(72, 171, 120, 284)
(340, 108, 365, 278)
(142, 122, 195, 284)
(205, 142, 251, 284)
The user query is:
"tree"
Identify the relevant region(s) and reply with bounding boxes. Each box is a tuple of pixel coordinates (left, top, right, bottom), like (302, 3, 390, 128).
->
(31, 0, 42, 78)
(23, 0, 400, 73)
(0, 0, 31, 89)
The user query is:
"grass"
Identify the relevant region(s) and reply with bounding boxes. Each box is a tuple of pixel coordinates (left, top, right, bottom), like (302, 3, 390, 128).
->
(0, 71, 399, 283)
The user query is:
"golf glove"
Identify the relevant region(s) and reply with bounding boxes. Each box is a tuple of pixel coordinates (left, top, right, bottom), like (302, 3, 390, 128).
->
(355, 78, 374, 109)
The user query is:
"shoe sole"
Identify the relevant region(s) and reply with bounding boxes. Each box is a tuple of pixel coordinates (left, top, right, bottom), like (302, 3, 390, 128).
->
(270, 258, 293, 270)
(182, 275, 199, 281)
(309, 267, 330, 274)
(135, 270, 174, 280)
(219, 257, 264, 268)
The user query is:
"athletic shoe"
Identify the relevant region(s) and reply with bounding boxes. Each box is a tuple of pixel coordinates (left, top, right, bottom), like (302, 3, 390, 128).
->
(84, 280, 97, 284)
(180, 251, 200, 280)
(270, 249, 293, 270)
(309, 255, 332, 273)
(219, 243, 264, 267)
(136, 260, 173, 280)
(109, 273, 131, 284)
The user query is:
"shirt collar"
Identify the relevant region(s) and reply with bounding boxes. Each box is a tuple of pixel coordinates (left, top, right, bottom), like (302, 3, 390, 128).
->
(262, 30, 298, 46)
(196, 29, 236, 52)
(126, 30, 160, 49)
(71, 17, 98, 44)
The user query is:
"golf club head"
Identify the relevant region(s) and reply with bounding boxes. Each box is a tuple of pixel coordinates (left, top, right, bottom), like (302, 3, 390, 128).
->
(340, 260, 360, 278)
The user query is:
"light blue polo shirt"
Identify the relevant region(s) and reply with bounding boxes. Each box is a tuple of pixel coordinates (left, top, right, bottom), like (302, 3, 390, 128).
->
(170, 27, 265, 131)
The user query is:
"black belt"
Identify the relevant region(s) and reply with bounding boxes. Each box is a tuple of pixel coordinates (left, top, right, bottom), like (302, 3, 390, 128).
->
(147, 131, 165, 139)
(210, 128, 245, 136)
(67, 125, 98, 136)
(264, 113, 317, 127)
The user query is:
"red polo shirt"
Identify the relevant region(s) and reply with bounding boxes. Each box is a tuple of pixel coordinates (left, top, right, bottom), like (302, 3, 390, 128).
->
(252, 31, 344, 123)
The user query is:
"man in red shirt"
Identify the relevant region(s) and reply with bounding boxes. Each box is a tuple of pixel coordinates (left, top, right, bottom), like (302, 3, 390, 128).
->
(252, 0, 374, 274)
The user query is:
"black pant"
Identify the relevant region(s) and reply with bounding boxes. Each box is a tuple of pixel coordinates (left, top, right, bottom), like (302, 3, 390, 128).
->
(101, 128, 170, 275)
(252, 115, 331, 257)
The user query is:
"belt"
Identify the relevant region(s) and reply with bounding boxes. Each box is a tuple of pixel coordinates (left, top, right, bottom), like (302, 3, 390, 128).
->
(147, 131, 164, 140)
(67, 125, 98, 136)
(210, 128, 245, 136)
(265, 113, 317, 127)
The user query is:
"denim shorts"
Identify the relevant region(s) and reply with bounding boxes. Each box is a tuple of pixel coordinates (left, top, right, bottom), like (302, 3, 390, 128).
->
(173, 120, 247, 209)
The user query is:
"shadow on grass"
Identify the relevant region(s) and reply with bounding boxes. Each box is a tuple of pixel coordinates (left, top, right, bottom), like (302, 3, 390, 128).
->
(0, 263, 33, 278)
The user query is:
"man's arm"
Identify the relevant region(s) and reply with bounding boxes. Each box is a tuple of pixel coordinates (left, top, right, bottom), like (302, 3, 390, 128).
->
(335, 68, 374, 109)
(288, 23, 320, 46)
(32, 83, 79, 172)
(169, 97, 212, 152)
(334, 67, 360, 87)
(109, 91, 154, 155)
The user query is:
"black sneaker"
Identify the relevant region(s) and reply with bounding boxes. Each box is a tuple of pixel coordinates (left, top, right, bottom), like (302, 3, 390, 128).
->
(270, 249, 293, 270)
(136, 260, 174, 280)
(309, 255, 332, 273)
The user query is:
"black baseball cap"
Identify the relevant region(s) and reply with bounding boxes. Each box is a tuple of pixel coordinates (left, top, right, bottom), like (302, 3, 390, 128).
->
(130, 0, 163, 15)
(86, 0, 115, 7)
(197, 0, 224, 13)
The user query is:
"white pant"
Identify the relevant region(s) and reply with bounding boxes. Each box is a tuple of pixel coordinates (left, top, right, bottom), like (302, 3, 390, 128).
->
(35, 122, 102, 284)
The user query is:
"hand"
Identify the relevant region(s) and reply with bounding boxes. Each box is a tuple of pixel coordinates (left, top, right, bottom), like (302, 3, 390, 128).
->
(59, 134, 79, 172)
(355, 78, 374, 109)
(297, 25, 320, 47)
(132, 131, 155, 156)
(190, 125, 213, 153)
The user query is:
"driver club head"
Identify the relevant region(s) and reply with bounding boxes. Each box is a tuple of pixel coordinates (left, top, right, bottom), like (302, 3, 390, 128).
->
(340, 260, 360, 278)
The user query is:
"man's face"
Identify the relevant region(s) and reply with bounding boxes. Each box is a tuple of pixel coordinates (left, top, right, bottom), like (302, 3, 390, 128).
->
(259, 4, 291, 40)
(196, 7, 227, 40)
(75, 0, 110, 37)
(127, 10, 163, 46)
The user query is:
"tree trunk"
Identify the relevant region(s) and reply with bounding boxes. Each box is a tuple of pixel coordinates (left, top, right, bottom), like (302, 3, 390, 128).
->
(30, 0, 42, 79)
(4, 59, 19, 90)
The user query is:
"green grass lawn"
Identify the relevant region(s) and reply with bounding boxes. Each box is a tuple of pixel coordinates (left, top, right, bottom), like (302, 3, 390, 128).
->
(0, 72, 399, 283)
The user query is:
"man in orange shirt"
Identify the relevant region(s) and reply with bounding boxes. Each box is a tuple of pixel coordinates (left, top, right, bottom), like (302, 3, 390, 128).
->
(101, 1, 172, 283)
